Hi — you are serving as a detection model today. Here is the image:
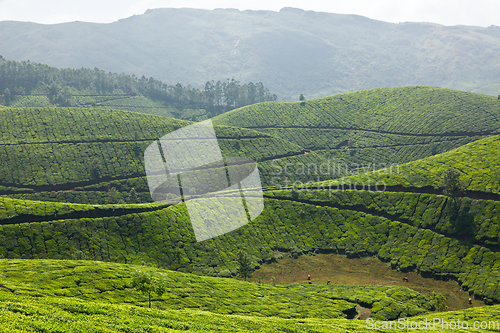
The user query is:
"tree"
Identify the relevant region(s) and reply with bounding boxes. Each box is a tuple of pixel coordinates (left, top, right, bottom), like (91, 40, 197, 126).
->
(236, 250, 253, 281)
(430, 292, 447, 312)
(441, 168, 462, 197)
(127, 187, 139, 203)
(108, 187, 123, 204)
(55, 86, 72, 106)
(131, 270, 166, 308)
(90, 158, 104, 180)
(299, 94, 305, 101)
(3, 88, 11, 105)
(441, 168, 472, 233)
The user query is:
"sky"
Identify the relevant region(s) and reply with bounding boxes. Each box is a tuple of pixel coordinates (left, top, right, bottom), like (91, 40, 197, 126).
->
(0, 0, 499, 27)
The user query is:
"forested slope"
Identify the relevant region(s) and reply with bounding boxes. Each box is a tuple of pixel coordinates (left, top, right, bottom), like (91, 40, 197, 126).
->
(0, 57, 277, 120)
(2, 7, 500, 100)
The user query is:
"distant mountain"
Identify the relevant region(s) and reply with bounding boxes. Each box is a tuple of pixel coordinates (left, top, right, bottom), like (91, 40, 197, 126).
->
(1, 7, 500, 101)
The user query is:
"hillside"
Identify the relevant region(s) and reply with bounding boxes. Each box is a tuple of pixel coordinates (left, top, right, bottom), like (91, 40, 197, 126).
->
(1, 88, 500, 327)
(2, 128, 500, 304)
(214, 86, 500, 169)
(0, 259, 499, 331)
(0, 57, 276, 120)
(1, 8, 500, 100)
(0, 106, 327, 204)
(318, 134, 500, 195)
(0, 259, 436, 320)
(2, 290, 499, 332)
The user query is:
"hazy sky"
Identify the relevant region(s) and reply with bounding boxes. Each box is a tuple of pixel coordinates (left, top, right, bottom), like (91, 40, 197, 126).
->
(0, 0, 499, 27)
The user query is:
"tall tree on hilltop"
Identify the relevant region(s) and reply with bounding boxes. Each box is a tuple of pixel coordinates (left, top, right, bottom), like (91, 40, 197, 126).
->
(236, 250, 253, 281)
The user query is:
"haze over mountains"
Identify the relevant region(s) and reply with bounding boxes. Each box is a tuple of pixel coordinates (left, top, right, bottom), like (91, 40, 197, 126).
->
(1, 7, 500, 101)
(3, 5, 500, 330)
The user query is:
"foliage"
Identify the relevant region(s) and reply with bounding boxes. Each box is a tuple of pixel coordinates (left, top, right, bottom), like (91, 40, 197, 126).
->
(131, 270, 167, 308)
(0, 259, 499, 331)
(0, 259, 437, 320)
(236, 250, 253, 281)
(430, 292, 448, 312)
(2, 87, 500, 314)
(441, 168, 462, 197)
(0, 106, 321, 203)
(214, 86, 500, 170)
(2, 291, 499, 333)
(2, 189, 500, 303)
(319, 134, 500, 194)
(0, 57, 277, 119)
(3, 88, 10, 105)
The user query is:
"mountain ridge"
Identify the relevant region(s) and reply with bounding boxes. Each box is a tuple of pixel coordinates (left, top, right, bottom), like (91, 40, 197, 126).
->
(2, 7, 500, 100)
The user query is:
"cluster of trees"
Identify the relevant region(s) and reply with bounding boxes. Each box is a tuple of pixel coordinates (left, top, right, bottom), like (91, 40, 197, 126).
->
(0, 56, 277, 113)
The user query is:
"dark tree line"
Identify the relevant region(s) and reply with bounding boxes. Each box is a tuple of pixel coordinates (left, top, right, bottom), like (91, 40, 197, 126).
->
(0, 56, 277, 113)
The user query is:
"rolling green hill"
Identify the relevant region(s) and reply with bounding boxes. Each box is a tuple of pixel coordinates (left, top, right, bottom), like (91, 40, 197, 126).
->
(2, 129, 500, 304)
(2, 290, 499, 332)
(1, 85, 500, 328)
(0, 106, 327, 204)
(317, 134, 500, 195)
(1, 93, 500, 304)
(0, 259, 435, 320)
(0, 259, 499, 331)
(2, 8, 500, 100)
(214, 86, 500, 170)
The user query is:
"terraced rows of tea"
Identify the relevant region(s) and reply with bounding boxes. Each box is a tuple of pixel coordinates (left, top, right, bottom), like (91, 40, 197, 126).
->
(1, 162, 500, 305)
(12, 92, 208, 120)
(0, 107, 331, 204)
(2, 289, 499, 332)
(214, 86, 500, 167)
(318, 135, 500, 195)
(0, 259, 436, 320)
(2, 87, 500, 329)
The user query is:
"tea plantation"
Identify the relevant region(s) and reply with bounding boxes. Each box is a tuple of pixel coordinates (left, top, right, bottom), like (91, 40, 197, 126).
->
(214, 86, 500, 167)
(2, 290, 499, 332)
(2, 86, 500, 331)
(0, 259, 436, 320)
(0, 107, 331, 203)
(318, 134, 500, 195)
